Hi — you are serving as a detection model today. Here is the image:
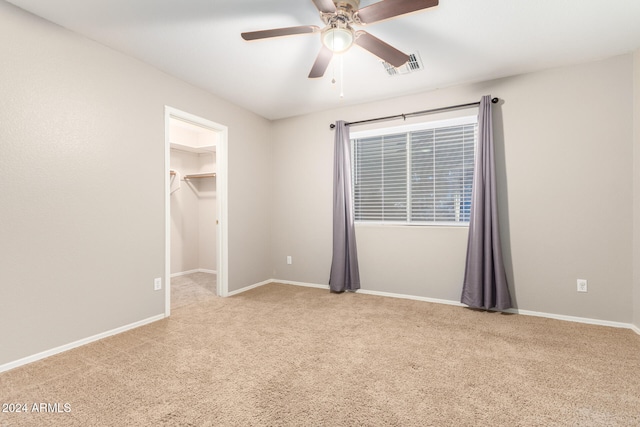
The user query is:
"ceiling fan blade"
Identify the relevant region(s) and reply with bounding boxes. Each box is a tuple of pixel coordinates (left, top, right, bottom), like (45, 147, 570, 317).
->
(311, 0, 337, 14)
(241, 25, 320, 41)
(354, 31, 410, 68)
(309, 46, 333, 78)
(356, 0, 439, 24)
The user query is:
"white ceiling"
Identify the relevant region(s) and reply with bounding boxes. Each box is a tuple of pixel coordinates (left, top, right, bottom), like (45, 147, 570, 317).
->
(6, 0, 640, 120)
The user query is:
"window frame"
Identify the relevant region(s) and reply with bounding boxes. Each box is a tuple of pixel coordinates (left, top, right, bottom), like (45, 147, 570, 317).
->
(350, 115, 478, 227)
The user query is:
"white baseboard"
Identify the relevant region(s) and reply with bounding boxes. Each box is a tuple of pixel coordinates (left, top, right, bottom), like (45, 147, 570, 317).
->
(225, 279, 328, 297)
(272, 279, 330, 290)
(271, 279, 640, 335)
(274, 279, 464, 307)
(504, 307, 634, 331)
(171, 269, 217, 278)
(0, 314, 166, 374)
(171, 269, 199, 277)
(357, 288, 467, 307)
(226, 279, 272, 297)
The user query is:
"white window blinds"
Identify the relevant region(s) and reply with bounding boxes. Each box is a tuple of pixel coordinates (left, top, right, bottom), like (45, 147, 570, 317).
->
(352, 117, 477, 225)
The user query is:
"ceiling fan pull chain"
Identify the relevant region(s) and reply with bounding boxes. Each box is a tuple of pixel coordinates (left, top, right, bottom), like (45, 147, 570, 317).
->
(331, 47, 337, 85)
(340, 55, 345, 99)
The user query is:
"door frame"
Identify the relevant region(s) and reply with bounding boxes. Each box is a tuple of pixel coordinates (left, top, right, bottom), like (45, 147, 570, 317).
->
(164, 106, 229, 316)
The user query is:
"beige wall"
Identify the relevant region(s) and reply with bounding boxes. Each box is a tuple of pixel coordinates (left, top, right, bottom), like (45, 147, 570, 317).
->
(0, 2, 271, 365)
(634, 50, 640, 330)
(272, 54, 635, 323)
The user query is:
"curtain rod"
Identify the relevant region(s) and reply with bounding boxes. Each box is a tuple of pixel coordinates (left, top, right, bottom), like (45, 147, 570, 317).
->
(329, 97, 499, 129)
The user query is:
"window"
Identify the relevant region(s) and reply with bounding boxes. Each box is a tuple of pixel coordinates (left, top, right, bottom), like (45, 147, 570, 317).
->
(351, 116, 477, 225)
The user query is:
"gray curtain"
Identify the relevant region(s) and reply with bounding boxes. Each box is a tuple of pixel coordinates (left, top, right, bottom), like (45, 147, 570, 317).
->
(329, 121, 360, 292)
(461, 96, 512, 310)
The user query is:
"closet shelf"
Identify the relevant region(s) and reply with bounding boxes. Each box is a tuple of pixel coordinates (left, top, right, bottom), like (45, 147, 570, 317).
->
(184, 173, 216, 179)
(170, 142, 215, 154)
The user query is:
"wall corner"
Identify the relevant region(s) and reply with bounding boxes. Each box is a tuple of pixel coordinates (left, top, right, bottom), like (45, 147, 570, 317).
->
(632, 50, 640, 329)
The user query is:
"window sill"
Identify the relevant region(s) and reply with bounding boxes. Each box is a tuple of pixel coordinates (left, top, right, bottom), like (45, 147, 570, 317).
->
(354, 222, 469, 229)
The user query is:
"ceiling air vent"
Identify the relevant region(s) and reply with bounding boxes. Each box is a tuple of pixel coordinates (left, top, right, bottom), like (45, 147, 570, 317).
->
(382, 52, 424, 77)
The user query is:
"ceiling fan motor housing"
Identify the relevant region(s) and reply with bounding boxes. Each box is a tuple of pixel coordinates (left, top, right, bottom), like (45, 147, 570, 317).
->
(321, 0, 359, 25)
(335, 0, 360, 12)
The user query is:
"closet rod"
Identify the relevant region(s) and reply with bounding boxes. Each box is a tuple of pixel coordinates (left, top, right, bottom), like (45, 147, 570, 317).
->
(329, 97, 499, 129)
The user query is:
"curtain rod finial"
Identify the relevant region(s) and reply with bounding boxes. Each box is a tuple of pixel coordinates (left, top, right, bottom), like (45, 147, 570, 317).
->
(330, 123, 336, 129)
(491, 97, 499, 104)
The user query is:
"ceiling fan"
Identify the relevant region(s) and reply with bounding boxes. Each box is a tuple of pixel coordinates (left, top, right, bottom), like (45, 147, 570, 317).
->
(241, 0, 439, 78)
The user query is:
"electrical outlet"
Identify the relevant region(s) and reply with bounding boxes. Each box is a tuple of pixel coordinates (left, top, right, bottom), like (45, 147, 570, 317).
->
(154, 277, 162, 291)
(577, 279, 587, 293)
(287, 256, 292, 265)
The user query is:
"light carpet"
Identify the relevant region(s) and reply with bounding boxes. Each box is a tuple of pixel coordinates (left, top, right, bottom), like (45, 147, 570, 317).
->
(1, 280, 639, 426)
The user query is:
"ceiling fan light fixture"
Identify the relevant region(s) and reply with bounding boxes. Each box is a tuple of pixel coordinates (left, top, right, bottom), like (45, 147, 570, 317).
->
(322, 26, 355, 53)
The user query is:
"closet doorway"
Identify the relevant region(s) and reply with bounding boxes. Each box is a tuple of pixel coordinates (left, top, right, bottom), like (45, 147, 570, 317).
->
(164, 107, 228, 316)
